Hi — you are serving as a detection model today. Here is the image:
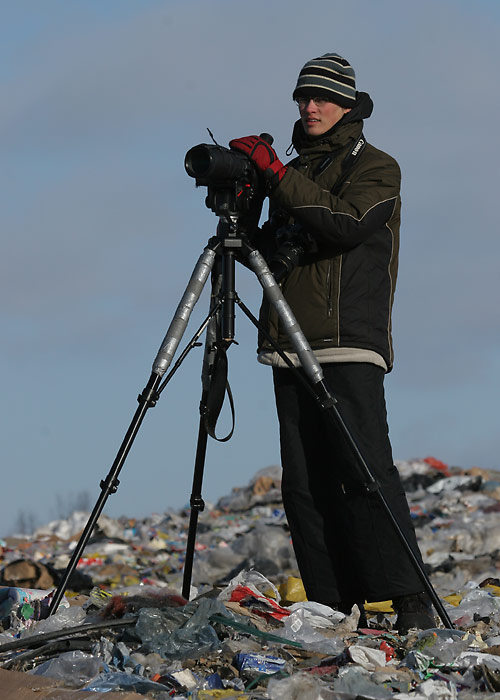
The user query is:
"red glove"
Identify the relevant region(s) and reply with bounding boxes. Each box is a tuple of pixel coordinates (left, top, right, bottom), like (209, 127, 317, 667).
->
(229, 135, 287, 188)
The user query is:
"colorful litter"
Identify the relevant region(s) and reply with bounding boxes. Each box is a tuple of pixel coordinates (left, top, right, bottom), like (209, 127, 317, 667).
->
(1, 458, 500, 698)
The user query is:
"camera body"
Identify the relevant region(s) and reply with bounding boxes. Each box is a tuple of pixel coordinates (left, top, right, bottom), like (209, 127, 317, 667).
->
(185, 138, 312, 279)
(185, 143, 265, 220)
(265, 219, 307, 282)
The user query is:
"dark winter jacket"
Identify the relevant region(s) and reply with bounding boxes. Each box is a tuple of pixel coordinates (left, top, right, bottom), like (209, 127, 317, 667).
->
(258, 92, 400, 371)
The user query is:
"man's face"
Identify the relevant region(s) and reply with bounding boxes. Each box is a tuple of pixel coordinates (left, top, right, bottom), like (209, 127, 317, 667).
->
(297, 97, 351, 136)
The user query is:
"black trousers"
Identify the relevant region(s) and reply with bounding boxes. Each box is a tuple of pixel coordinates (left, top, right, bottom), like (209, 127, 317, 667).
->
(273, 362, 425, 605)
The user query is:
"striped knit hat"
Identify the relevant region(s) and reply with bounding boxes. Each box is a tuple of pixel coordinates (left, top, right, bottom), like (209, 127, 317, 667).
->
(293, 53, 357, 108)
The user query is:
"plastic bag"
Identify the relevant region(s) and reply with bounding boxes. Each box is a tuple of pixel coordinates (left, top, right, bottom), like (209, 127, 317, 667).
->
(135, 607, 188, 642)
(280, 603, 346, 654)
(416, 629, 471, 666)
(29, 650, 103, 687)
(348, 644, 389, 670)
(451, 587, 500, 626)
(21, 604, 86, 637)
(335, 666, 393, 699)
(84, 670, 172, 696)
(139, 598, 225, 661)
(267, 670, 335, 699)
(218, 569, 280, 602)
(392, 677, 458, 699)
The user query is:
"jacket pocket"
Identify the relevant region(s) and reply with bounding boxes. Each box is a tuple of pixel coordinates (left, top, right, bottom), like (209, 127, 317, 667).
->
(325, 257, 342, 346)
(326, 263, 334, 317)
(326, 257, 341, 317)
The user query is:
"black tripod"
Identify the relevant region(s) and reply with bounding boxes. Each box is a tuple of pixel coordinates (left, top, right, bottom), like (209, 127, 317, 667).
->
(48, 210, 453, 629)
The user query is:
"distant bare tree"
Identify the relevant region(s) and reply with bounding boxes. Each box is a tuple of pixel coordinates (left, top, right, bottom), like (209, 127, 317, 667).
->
(74, 490, 91, 512)
(15, 510, 27, 535)
(55, 493, 66, 520)
(14, 510, 38, 535)
(10, 492, 92, 537)
(53, 490, 92, 520)
(27, 512, 37, 534)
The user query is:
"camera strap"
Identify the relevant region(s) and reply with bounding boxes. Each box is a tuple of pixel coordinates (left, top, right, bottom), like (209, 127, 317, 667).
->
(331, 133, 366, 195)
(313, 133, 366, 194)
(203, 335, 235, 443)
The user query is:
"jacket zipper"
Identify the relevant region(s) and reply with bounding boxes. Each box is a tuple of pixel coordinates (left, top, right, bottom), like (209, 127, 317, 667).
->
(327, 258, 342, 346)
(327, 263, 333, 317)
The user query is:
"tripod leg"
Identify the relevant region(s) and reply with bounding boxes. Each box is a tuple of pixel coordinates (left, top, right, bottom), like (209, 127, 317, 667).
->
(181, 273, 221, 600)
(153, 246, 217, 377)
(182, 414, 209, 601)
(48, 374, 161, 614)
(242, 247, 453, 629)
(49, 245, 217, 614)
(246, 248, 324, 387)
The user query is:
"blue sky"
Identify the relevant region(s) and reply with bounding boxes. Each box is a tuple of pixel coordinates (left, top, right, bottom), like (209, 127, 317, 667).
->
(2, 0, 500, 536)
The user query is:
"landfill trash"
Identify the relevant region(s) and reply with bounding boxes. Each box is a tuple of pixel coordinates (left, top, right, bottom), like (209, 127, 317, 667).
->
(84, 670, 177, 695)
(30, 649, 104, 686)
(267, 670, 336, 698)
(347, 643, 389, 670)
(1, 457, 500, 697)
(0, 586, 60, 626)
(280, 602, 348, 653)
(0, 559, 54, 589)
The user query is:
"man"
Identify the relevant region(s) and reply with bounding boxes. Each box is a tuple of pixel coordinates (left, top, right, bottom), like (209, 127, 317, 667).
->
(229, 53, 435, 633)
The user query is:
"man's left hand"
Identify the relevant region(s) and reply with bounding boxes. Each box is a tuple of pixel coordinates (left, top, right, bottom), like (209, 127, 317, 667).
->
(229, 135, 287, 188)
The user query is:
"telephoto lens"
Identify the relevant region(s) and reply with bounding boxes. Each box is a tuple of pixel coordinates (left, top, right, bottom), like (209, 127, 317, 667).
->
(184, 134, 274, 184)
(269, 240, 305, 282)
(184, 144, 250, 182)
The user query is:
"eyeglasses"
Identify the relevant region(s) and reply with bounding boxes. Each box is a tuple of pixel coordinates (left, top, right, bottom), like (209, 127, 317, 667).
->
(294, 96, 332, 107)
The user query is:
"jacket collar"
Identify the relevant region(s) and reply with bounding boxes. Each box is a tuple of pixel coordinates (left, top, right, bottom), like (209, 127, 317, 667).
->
(291, 91, 373, 156)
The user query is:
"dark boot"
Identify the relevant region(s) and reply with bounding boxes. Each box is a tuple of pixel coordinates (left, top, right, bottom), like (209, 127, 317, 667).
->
(393, 593, 435, 634)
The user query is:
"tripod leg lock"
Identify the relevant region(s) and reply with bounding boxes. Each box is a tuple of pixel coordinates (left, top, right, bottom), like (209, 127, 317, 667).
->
(190, 496, 205, 512)
(319, 394, 337, 409)
(312, 381, 338, 409)
(137, 388, 160, 407)
(101, 475, 120, 494)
